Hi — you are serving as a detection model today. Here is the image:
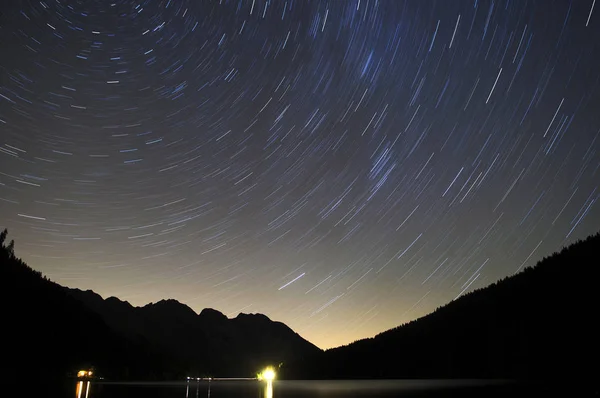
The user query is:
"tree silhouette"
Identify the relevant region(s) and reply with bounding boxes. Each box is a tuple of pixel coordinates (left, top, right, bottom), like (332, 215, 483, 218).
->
(2, 228, 320, 382)
(0, 228, 7, 247)
(6, 239, 14, 257)
(1, 228, 179, 382)
(283, 232, 600, 381)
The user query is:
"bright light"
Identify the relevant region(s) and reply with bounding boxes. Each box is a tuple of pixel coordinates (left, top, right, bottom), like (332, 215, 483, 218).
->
(260, 367, 275, 381)
(77, 370, 87, 378)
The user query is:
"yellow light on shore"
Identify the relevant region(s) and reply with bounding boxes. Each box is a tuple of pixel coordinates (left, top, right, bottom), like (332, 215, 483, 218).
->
(260, 367, 275, 381)
(77, 369, 93, 378)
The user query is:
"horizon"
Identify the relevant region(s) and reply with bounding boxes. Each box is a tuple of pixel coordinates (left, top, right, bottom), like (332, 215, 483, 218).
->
(1, 0, 599, 350)
(10, 230, 594, 350)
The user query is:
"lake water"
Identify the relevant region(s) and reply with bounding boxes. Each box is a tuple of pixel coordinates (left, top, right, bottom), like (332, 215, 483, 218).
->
(64, 379, 582, 398)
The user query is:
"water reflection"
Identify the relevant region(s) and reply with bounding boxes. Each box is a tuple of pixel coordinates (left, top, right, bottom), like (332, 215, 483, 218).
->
(64, 379, 549, 398)
(75, 381, 91, 398)
(264, 380, 273, 398)
(185, 379, 213, 398)
(72, 378, 271, 398)
(184, 379, 272, 398)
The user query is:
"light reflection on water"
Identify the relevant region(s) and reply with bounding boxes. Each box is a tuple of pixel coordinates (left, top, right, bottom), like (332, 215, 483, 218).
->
(75, 381, 90, 398)
(75, 379, 273, 398)
(68, 378, 548, 398)
(184, 380, 272, 398)
(264, 380, 273, 398)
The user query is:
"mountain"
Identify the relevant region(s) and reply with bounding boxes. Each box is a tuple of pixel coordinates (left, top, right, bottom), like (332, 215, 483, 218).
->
(0, 229, 320, 381)
(66, 289, 321, 376)
(283, 232, 600, 380)
(0, 231, 175, 382)
(5, 226, 598, 382)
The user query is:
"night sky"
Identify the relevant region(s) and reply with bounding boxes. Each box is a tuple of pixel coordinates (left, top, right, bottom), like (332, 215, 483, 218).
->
(1, 0, 599, 349)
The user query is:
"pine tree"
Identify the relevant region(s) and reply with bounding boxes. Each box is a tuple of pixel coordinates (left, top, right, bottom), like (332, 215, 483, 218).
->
(0, 228, 7, 248)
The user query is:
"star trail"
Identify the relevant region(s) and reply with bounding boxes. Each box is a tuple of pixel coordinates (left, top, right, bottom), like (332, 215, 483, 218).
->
(0, 0, 599, 349)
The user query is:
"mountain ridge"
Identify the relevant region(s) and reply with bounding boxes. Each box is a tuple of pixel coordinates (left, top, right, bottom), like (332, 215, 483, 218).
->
(0, 228, 321, 381)
(66, 279, 322, 377)
(67, 287, 282, 323)
(282, 232, 600, 380)
(3, 228, 599, 382)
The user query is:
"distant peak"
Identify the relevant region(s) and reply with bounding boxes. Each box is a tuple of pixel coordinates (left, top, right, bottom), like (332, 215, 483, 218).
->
(156, 298, 180, 305)
(199, 307, 228, 320)
(143, 299, 197, 316)
(105, 296, 132, 307)
(235, 312, 271, 321)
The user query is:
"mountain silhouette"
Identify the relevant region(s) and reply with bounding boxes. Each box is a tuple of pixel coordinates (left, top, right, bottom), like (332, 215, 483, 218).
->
(0, 230, 174, 382)
(0, 229, 319, 382)
(4, 228, 599, 382)
(282, 232, 600, 380)
(67, 288, 320, 377)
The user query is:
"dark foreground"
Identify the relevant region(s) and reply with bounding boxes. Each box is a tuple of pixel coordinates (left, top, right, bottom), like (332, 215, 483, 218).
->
(54, 380, 596, 398)
(4, 231, 600, 381)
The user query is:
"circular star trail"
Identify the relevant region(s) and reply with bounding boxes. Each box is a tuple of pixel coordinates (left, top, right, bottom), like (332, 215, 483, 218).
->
(0, 0, 599, 349)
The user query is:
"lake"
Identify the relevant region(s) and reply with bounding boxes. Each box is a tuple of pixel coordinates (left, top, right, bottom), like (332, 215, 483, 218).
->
(64, 379, 581, 398)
